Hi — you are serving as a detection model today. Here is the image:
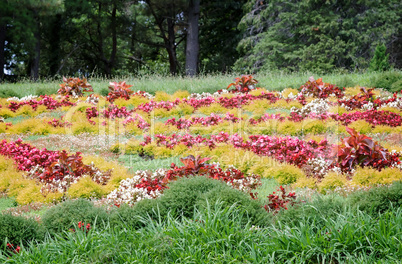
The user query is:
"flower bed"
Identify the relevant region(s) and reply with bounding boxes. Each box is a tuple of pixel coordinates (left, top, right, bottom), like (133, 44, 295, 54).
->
(0, 76, 401, 207)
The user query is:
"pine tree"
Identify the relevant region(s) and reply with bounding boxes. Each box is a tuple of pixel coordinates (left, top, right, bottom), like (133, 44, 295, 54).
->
(369, 44, 390, 72)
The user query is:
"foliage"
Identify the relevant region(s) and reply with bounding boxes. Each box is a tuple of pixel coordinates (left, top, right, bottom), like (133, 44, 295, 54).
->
(370, 71, 402, 92)
(352, 167, 402, 186)
(235, 0, 402, 73)
(263, 186, 298, 213)
(106, 81, 134, 103)
(39, 150, 112, 193)
(318, 172, 347, 193)
(226, 75, 258, 93)
(332, 127, 399, 173)
(41, 199, 109, 235)
(349, 181, 402, 215)
(58, 77, 93, 97)
(196, 183, 270, 226)
(0, 213, 45, 248)
(67, 176, 107, 199)
(274, 193, 348, 226)
(266, 163, 305, 185)
(299, 77, 344, 99)
(369, 44, 390, 72)
(390, 79, 402, 93)
(0, 88, 20, 98)
(109, 199, 167, 230)
(158, 176, 267, 226)
(153, 176, 227, 218)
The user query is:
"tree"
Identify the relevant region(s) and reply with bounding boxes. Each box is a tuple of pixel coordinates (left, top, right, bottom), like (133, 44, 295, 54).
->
(369, 44, 390, 71)
(198, 0, 247, 73)
(25, 0, 64, 80)
(235, 0, 402, 73)
(141, 0, 187, 75)
(0, 0, 36, 81)
(185, 0, 200, 77)
(59, 0, 132, 77)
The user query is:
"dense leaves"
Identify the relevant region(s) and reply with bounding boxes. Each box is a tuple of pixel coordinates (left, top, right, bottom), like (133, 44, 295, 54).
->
(58, 77, 93, 97)
(332, 127, 400, 173)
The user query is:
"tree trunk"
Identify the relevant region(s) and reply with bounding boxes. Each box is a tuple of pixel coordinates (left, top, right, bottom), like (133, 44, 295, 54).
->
(166, 17, 178, 75)
(49, 14, 62, 76)
(0, 24, 6, 81)
(185, 0, 200, 77)
(107, 2, 117, 77)
(30, 20, 40, 80)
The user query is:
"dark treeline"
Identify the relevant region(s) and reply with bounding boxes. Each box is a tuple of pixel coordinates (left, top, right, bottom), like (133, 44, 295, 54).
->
(0, 0, 401, 80)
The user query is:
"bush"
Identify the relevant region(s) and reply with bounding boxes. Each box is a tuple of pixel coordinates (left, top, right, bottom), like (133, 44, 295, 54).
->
(41, 199, 109, 235)
(109, 199, 167, 230)
(0, 214, 45, 247)
(67, 176, 106, 199)
(318, 172, 347, 193)
(196, 186, 270, 226)
(275, 193, 348, 227)
(0, 88, 20, 98)
(370, 71, 402, 92)
(267, 163, 305, 185)
(111, 177, 269, 230)
(99, 87, 110, 97)
(390, 79, 402, 93)
(158, 176, 225, 219)
(349, 181, 402, 216)
(369, 44, 390, 72)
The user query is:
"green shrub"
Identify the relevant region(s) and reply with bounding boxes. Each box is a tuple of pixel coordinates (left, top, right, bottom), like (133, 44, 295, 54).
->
(158, 176, 225, 219)
(370, 71, 402, 91)
(41, 199, 109, 235)
(349, 181, 402, 216)
(197, 187, 270, 226)
(275, 193, 348, 227)
(0, 88, 20, 98)
(369, 44, 390, 72)
(109, 199, 167, 230)
(99, 87, 110, 97)
(390, 79, 402, 93)
(111, 177, 270, 229)
(0, 214, 45, 247)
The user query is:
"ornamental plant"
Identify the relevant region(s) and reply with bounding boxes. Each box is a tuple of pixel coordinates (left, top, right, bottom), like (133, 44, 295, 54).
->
(225, 75, 259, 93)
(106, 81, 134, 103)
(300, 76, 344, 99)
(39, 150, 112, 193)
(7, 95, 74, 112)
(331, 127, 400, 173)
(264, 186, 298, 213)
(58, 77, 93, 97)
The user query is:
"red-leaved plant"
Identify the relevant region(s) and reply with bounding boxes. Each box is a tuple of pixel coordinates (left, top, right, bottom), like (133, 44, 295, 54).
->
(300, 76, 344, 99)
(106, 81, 134, 103)
(58, 77, 93, 97)
(162, 155, 212, 184)
(264, 186, 298, 213)
(39, 151, 111, 193)
(332, 127, 399, 173)
(226, 75, 258, 93)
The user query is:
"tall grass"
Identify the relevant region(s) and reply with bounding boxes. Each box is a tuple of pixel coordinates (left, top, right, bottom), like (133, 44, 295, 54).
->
(1, 201, 401, 263)
(0, 71, 394, 98)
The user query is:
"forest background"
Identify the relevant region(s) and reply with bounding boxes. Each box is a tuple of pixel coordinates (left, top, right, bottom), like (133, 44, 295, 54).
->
(0, 0, 401, 81)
